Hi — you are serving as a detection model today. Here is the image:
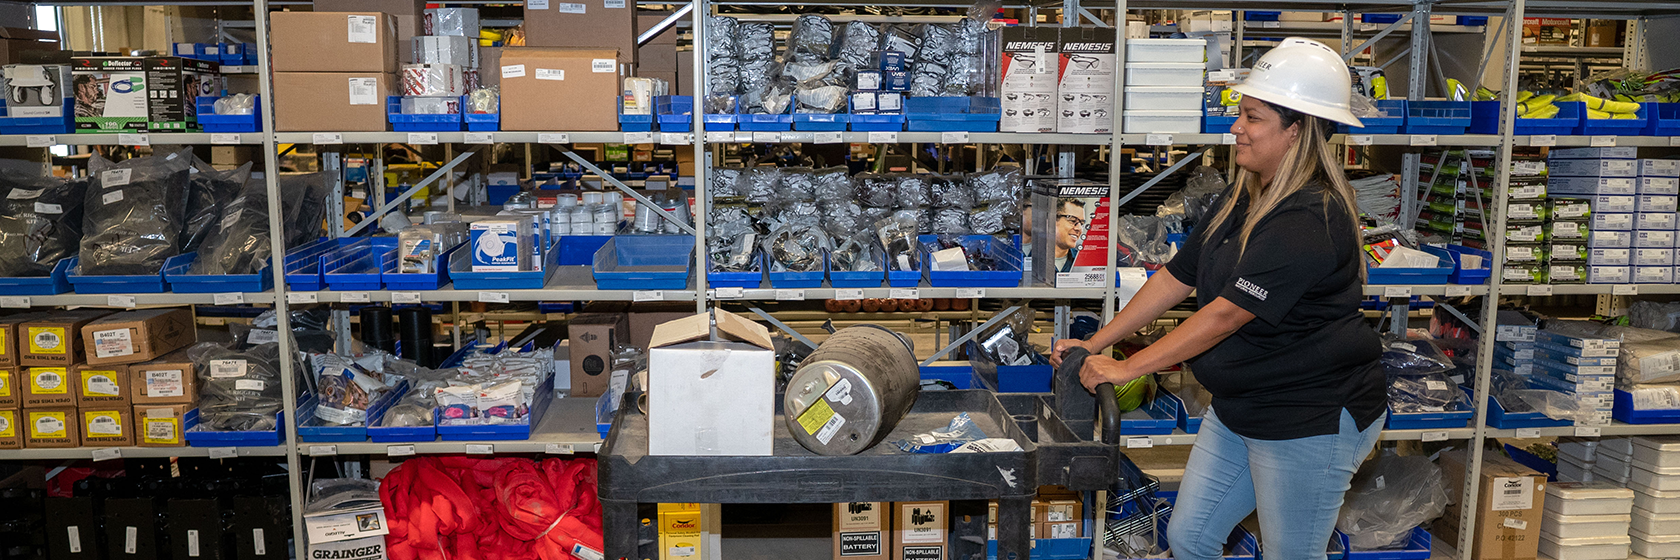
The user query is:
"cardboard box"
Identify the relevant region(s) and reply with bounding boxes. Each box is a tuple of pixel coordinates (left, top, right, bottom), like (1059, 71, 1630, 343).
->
(637, 14, 680, 72)
(143, 56, 221, 132)
(1435, 450, 1546, 560)
(524, 0, 636, 68)
(71, 56, 149, 132)
(835, 502, 889, 560)
(82, 308, 196, 366)
(1586, 22, 1621, 47)
(130, 350, 197, 405)
(569, 313, 627, 398)
(134, 404, 192, 447)
(628, 302, 693, 351)
(1056, 27, 1116, 134)
(24, 407, 78, 448)
(80, 408, 133, 447)
(893, 501, 948, 560)
(0, 408, 18, 449)
(656, 503, 720, 560)
(646, 309, 776, 456)
(74, 364, 129, 407)
(499, 48, 620, 132)
(999, 26, 1059, 133)
(307, 536, 388, 560)
(270, 12, 399, 73)
(0, 312, 47, 368)
(22, 366, 73, 408)
(0, 367, 14, 408)
(3, 64, 72, 120)
(273, 71, 396, 131)
(1039, 499, 1081, 524)
(21, 309, 112, 366)
(0, 27, 60, 65)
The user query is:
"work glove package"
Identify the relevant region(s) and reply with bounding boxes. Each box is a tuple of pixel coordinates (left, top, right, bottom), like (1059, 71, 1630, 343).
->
(191, 177, 272, 275)
(189, 341, 288, 431)
(281, 171, 332, 249)
(81, 150, 191, 276)
(0, 160, 85, 277)
(181, 156, 250, 255)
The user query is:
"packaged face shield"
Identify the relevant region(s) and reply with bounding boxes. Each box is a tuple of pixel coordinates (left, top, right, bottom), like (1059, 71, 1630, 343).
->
(401, 64, 466, 97)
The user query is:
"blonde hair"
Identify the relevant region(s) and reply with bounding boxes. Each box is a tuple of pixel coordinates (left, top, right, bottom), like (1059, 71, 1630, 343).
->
(1202, 103, 1364, 278)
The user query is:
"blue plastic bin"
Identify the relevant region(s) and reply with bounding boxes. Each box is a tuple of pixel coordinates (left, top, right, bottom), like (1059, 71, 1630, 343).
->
(1469, 100, 1579, 136)
(1121, 396, 1178, 435)
(1643, 103, 1680, 137)
(986, 537, 1092, 560)
(1362, 13, 1403, 23)
(1203, 114, 1237, 134)
(186, 405, 287, 447)
(1341, 100, 1405, 134)
(368, 388, 438, 443)
(486, 183, 521, 206)
(1421, 244, 1491, 285)
(450, 242, 560, 290)
(0, 258, 73, 295)
(559, 235, 614, 267)
(0, 99, 74, 134)
(1245, 11, 1280, 20)
(1161, 390, 1202, 434)
(164, 252, 273, 293)
(194, 96, 261, 133)
(464, 95, 499, 132)
(1403, 101, 1470, 135)
(1570, 101, 1647, 136)
(619, 97, 654, 132)
(1386, 402, 1472, 430)
(1366, 252, 1453, 285)
(592, 235, 694, 289)
(708, 253, 765, 289)
(656, 95, 694, 133)
(737, 103, 792, 132)
(1470, 386, 1573, 429)
(381, 242, 462, 291)
(284, 238, 361, 291)
(967, 339, 1052, 393)
(68, 254, 185, 294)
(1339, 526, 1431, 560)
(436, 376, 555, 441)
(920, 235, 1023, 287)
(322, 238, 398, 291)
(830, 248, 886, 288)
(1614, 389, 1680, 424)
(920, 363, 977, 389)
(703, 96, 739, 131)
(851, 95, 904, 131)
(298, 384, 407, 442)
(904, 96, 1002, 132)
(386, 96, 463, 132)
(769, 253, 826, 289)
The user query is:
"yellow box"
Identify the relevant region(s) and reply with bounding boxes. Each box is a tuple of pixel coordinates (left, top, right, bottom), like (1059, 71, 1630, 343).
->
(658, 503, 703, 514)
(658, 530, 705, 560)
(0, 408, 18, 449)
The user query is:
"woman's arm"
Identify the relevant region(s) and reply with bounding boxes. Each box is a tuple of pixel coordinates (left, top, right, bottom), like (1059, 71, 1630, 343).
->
(1050, 270, 1195, 366)
(1077, 296, 1255, 391)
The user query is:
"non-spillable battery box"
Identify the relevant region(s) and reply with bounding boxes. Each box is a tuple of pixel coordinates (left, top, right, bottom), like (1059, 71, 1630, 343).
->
(835, 502, 889, 560)
(1055, 27, 1116, 134)
(999, 27, 1060, 133)
(893, 501, 948, 560)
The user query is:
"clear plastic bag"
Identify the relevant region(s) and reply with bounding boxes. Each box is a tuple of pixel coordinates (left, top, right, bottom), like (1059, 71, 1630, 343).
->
(855, 173, 898, 208)
(1157, 166, 1226, 227)
(877, 211, 922, 272)
(705, 16, 741, 98)
(0, 161, 84, 277)
(832, 233, 883, 272)
(969, 166, 1024, 204)
(1619, 336, 1680, 385)
(833, 22, 882, 75)
(892, 412, 985, 453)
(787, 14, 835, 63)
(894, 174, 931, 209)
(213, 93, 258, 116)
(81, 150, 192, 275)
(1336, 452, 1450, 549)
(1388, 371, 1464, 413)
(1630, 301, 1680, 333)
(1380, 336, 1456, 377)
(188, 340, 287, 431)
(766, 223, 829, 272)
(305, 478, 382, 513)
(743, 166, 782, 204)
(1115, 215, 1172, 269)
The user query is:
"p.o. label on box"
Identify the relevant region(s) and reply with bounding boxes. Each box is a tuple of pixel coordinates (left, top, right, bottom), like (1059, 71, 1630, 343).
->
(634, 291, 664, 302)
(407, 133, 438, 145)
(1384, 286, 1412, 298)
(213, 293, 244, 305)
(538, 133, 569, 144)
(501, 64, 526, 79)
(25, 136, 53, 148)
(889, 288, 918, 299)
(288, 292, 318, 304)
(835, 289, 864, 301)
(464, 132, 494, 144)
(391, 292, 421, 304)
(313, 133, 343, 145)
(0, 297, 30, 308)
(528, 0, 549, 8)
(478, 292, 510, 303)
(118, 133, 149, 146)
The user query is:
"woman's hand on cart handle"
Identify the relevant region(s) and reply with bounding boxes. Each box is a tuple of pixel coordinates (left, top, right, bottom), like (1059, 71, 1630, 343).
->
(1079, 354, 1134, 393)
(1048, 339, 1087, 367)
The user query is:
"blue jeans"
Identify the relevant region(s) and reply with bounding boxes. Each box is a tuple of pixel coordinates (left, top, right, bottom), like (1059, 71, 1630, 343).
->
(1165, 407, 1383, 560)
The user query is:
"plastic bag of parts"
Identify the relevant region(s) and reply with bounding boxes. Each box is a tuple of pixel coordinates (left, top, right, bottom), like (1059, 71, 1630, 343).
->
(1156, 166, 1226, 227)
(1629, 384, 1680, 411)
(281, 172, 332, 249)
(81, 150, 191, 275)
(1630, 301, 1680, 333)
(1619, 335, 1680, 385)
(396, 225, 448, 274)
(1114, 215, 1173, 270)
(181, 156, 251, 255)
(1387, 371, 1465, 413)
(1515, 389, 1596, 422)
(1350, 92, 1387, 119)
(191, 178, 272, 275)
(854, 173, 898, 208)
(705, 16, 741, 97)
(821, 199, 866, 240)
(977, 307, 1035, 366)
(467, 86, 499, 114)
(1336, 452, 1449, 550)
(786, 15, 835, 64)
(877, 211, 923, 273)
(1379, 336, 1456, 377)
(213, 93, 257, 116)
(970, 166, 1024, 205)
(305, 478, 383, 513)
(739, 73, 794, 115)
(709, 225, 760, 273)
(893, 412, 985, 453)
(708, 166, 746, 201)
(831, 232, 883, 272)
(766, 223, 829, 272)
(880, 25, 921, 65)
(188, 341, 287, 431)
(930, 207, 970, 235)
(311, 353, 397, 426)
(0, 161, 85, 277)
(833, 22, 881, 76)
(742, 166, 781, 204)
(379, 365, 465, 428)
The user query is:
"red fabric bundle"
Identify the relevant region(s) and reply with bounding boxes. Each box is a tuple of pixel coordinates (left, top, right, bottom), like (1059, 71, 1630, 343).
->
(382, 456, 604, 560)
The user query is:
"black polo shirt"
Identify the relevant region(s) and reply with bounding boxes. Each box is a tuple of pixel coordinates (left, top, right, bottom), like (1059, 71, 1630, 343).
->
(1164, 184, 1386, 441)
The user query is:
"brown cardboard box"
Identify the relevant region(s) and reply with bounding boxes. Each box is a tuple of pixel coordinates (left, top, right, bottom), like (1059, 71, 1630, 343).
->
(1039, 499, 1080, 524)
(23, 407, 77, 448)
(133, 404, 192, 447)
(270, 12, 399, 73)
(893, 501, 948, 560)
(835, 503, 889, 560)
(80, 408, 133, 447)
(0, 368, 14, 408)
(273, 72, 397, 131)
(0, 27, 60, 65)
(1585, 21, 1621, 47)
(676, 48, 693, 97)
(1434, 450, 1546, 560)
(21, 367, 73, 408)
(0, 408, 17, 449)
(499, 48, 621, 132)
(0, 312, 47, 368)
(81, 308, 196, 366)
(524, 0, 635, 68)
(130, 350, 197, 405)
(315, 0, 425, 60)
(628, 303, 693, 351)
(637, 14, 679, 73)
(21, 309, 112, 366)
(479, 47, 504, 89)
(74, 364, 129, 407)
(569, 313, 627, 398)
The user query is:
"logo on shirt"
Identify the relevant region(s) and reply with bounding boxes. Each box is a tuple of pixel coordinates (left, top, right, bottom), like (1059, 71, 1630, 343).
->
(1234, 278, 1269, 301)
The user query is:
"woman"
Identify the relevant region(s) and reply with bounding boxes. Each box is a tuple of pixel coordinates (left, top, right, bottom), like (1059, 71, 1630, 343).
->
(1050, 38, 1385, 559)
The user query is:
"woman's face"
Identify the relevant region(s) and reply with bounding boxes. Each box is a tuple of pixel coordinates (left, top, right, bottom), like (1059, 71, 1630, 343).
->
(1230, 96, 1300, 181)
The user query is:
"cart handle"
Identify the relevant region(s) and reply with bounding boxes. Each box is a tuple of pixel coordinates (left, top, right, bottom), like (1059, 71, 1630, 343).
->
(1096, 382, 1120, 446)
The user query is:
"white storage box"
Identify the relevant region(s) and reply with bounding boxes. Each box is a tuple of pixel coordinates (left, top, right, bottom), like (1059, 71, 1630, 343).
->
(1561, 438, 1604, 463)
(1640, 177, 1680, 196)
(1631, 528, 1680, 558)
(1597, 451, 1634, 478)
(1123, 87, 1204, 111)
(1125, 39, 1207, 63)
(1124, 63, 1205, 87)
(1631, 462, 1680, 492)
(1559, 456, 1596, 483)
(1632, 507, 1680, 535)
(1123, 110, 1201, 133)
(1633, 483, 1680, 514)
(1634, 436, 1680, 468)
(1542, 513, 1633, 539)
(1604, 437, 1637, 456)
(1546, 482, 1635, 516)
(1538, 533, 1630, 560)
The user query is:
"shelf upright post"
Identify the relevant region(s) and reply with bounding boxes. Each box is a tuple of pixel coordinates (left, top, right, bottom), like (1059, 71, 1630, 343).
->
(250, 0, 308, 546)
(1093, 3, 1126, 560)
(692, 0, 708, 315)
(1462, 0, 1527, 554)
(1398, 1, 1432, 231)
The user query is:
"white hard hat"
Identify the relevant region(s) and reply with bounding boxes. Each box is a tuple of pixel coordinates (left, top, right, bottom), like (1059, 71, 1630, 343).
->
(1230, 37, 1363, 128)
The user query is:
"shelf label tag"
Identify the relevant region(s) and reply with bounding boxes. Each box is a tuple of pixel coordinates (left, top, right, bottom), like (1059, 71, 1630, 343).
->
(1410, 135, 1438, 146)
(107, 295, 136, 308)
(407, 132, 439, 145)
(466, 444, 494, 454)
(1445, 285, 1474, 297)
(211, 133, 241, 145)
(1527, 285, 1553, 296)
(1125, 437, 1154, 449)
(1671, 137, 1680, 147)
(889, 288, 919, 299)
(392, 292, 422, 303)
(288, 292, 318, 304)
(209, 447, 238, 459)
(1591, 135, 1617, 147)
(1348, 135, 1374, 146)
(1383, 286, 1412, 299)
(464, 132, 494, 144)
(706, 131, 733, 143)
(118, 133, 149, 146)
(91, 448, 121, 462)
(1145, 134, 1172, 146)
(25, 135, 54, 148)
(775, 289, 805, 301)
(1515, 428, 1541, 439)
(387, 445, 416, 457)
(714, 287, 743, 299)
(1530, 135, 1557, 147)
(835, 289, 864, 301)
(546, 443, 575, 455)
(313, 133, 343, 145)
(623, 132, 655, 144)
(660, 133, 691, 145)
(538, 133, 570, 144)
(0, 296, 30, 308)
(941, 131, 970, 144)
(751, 131, 780, 143)
(213, 293, 245, 305)
(1575, 426, 1602, 437)
(633, 290, 664, 302)
(1614, 284, 1639, 295)
(956, 288, 985, 299)
(310, 445, 338, 456)
(867, 131, 898, 143)
(1421, 431, 1448, 442)
(1221, 133, 1237, 145)
(478, 292, 510, 303)
(814, 132, 844, 144)
(341, 292, 371, 303)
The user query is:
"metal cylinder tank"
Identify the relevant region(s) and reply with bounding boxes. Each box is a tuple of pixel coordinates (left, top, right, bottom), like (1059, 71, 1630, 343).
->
(784, 325, 921, 455)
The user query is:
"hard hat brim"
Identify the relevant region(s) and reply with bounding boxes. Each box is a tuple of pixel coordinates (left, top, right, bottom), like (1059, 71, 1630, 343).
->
(1231, 82, 1365, 128)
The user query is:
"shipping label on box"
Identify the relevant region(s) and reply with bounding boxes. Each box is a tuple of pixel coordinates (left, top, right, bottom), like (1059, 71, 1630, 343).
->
(306, 535, 388, 560)
(836, 502, 888, 559)
(72, 57, 149, 132)
(893, 502, 947, 560)
(23, 367, 72, 408)
(81, 408, 132, 447)
(25, 407, 77, 447)
(305, 505, 389, 544)
(1056, 27, 1116, 134)
(999, 27, 1060, 133)
(135, 404, 190, 446)
(0, 408, 17, 449)
(83, 308, 196, 366)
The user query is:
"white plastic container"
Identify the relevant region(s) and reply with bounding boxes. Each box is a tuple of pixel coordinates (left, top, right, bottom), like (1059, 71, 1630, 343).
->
(1542, 513, 1633, 539)
(1558, 457, 1597, 483)
(1633, 481, 1680, 514)
(1597, 452, 1635, 481)
(1546, 482, 1635, 516)
(1560, 442, 1597, 469)
(1125, 38, 1208, 63)
(1538, 533, 1631, 560)
(1631, 528, 1680, 558)
(1634, 436, 1680, 468)
(1123, 87, 1205, 111)
(1631, 462, 1680, 492)
(1595, 464, 1633, 486)
(1122, 110, 1201, 134)
(1125, 63, 1206, 87)
(1604, 437, 1636, 456)
(1633, 506, 1680, 535)
(1603, 446, 1635, 465)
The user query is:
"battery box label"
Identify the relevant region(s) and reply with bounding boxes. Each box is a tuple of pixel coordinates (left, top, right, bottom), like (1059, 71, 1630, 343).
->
(839, 532, 881, 556)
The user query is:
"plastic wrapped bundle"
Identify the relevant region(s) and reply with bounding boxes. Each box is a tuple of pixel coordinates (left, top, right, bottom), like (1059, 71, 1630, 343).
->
(832, 233, 883, 272)
(880, 25, 921, 64)
(769, 195, 822, 231)
(709, 166, 745, 200)
(909, 62, 949, 97)
(834, 22, 882, 75)
(743, 167, 782, 204)
(0, 163, 84, 277)
(1113, 216, 1172, 269)
(739, 22, 777, 62)
(855, 173, 898, 208)
(928, 175, 974, 208)
(1337, 452, 1449, 549)
(969, 201, 1017, 235)
(181, 157, 250, 255)
(707, 205, 758, 272)
(189, 341, 287, 431)
(970, 167, 1025, 204)
(1630, 300, 1680, 333)
(191, 178, 273, 275)
(796, 84, 849, 114)
(81, 150, 191, 275)
(820, 199, 865, 241)
(1158, 166, 1227, 228)
(766, 223, 829, 272)
(705, 16, 741, 98)
(876, 211, 922, 272)
(781, 167, 818, 200)
(813, 167, 853, 203)
(1388, 371, 1464, 413)
(281, 172, 332, 249)
(787, 15, 835, 64)
(931, 207, 971, 235)
(942, 55, 987, 96)
(312, 353, 396, 425)
(894, 174, 931, 209)
(739, 73, 793, 115)
(1380, 336, 1456, 376)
